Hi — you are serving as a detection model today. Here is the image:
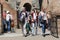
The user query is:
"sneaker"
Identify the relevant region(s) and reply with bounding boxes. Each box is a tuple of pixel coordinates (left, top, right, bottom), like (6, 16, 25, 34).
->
(32, 34, 35, 36)
(7, 32, 11, 33)
(42, 33, 45, 37)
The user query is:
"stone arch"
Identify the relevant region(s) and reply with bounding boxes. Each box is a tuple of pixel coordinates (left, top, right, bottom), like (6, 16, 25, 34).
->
(23, 3, 32, 12)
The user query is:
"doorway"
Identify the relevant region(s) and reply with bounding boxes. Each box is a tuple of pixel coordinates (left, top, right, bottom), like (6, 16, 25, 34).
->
(23, 3, 32, 12)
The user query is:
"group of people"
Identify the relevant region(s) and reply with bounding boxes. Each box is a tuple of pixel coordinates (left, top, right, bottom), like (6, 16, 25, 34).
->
(2, 7, 52, 37)
(19, 7, 52, 37)
(2, 10, 15, 33)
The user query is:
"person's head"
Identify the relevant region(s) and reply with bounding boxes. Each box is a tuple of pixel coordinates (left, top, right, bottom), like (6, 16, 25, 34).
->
(3, 10, 6, 13)
(22, 7, 26, 12)
(43, 8, 46, 13)
(4, 10, 6, 13)
(7, 11, 10, 14)
(48, 11, 51, 14)
(31, 10, 34, 14)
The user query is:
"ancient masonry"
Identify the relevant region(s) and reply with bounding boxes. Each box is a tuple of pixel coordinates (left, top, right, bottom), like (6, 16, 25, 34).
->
(0, 0, 60, 34)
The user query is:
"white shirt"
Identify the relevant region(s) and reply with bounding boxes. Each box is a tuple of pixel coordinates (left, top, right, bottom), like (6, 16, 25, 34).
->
(33, 13, 36, 20)
(43, 13, 47, 20)
(39, 11, 44, 16)
(6, 14, 12, 21)
(39, 11, 47, 20)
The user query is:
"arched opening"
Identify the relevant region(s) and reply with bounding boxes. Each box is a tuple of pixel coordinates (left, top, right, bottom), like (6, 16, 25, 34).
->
(23, 3, 32, 12)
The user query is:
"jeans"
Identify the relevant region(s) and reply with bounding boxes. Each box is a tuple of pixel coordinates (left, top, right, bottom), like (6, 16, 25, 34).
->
(2, 19, 7, 32)
(7, 21, 11, 31)
(34, 20, 37, 35)
(48, 19, 51, 30)
(38, 19, 42, 28)
(31, 23, 35, 35)
(42, 20, 46, 33)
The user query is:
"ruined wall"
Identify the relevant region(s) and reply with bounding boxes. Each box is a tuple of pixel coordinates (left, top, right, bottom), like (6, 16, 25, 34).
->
(42, 0, 60, 15)
(0, 0, 17, 28)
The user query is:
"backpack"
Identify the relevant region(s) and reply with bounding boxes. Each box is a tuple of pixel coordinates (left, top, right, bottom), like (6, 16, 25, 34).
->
(19, 11, 22, 19)
(19, 11, 24, 21)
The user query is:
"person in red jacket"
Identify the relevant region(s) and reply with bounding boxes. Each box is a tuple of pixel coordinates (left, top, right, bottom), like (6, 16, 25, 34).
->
(2, 10, 7, 33)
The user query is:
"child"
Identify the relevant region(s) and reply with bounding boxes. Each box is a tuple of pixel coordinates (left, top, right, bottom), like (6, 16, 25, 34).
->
(25, 20, 31, 36)
(11, 20, 15, 33)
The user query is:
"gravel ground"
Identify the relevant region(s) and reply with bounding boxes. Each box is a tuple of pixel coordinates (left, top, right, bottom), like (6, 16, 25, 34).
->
(0, 28, 60, 40)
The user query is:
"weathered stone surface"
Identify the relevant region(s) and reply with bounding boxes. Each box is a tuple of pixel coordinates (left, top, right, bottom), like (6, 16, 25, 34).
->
(0, 0, 17, 29)
(42, 0, 60, 15)
(0, 0, 60, 34)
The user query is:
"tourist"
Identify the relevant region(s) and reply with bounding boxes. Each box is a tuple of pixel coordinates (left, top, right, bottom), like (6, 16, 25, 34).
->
(34, 9, 38, 35)
(11, 20, 15, 33)
(42, 9, 48, 37)
(31, 18, 35, 36)
(47, 11, 52, 30)
(2, 10, 7, 33)
(19, 7, 26, 36)
(25, 20, 31, 36)
(31, 10, 36, 35)
(6, 11, 12, 33)
(39, 8, 44, 28)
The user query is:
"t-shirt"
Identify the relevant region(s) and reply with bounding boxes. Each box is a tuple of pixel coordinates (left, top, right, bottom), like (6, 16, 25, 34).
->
(39, 11, 47, 20)
(3, 12, 6, 19)
(33, 13, 36, 20)
(43, 13, 47, 20)
(6, 14, 12, 21)
(39, 11, 44, 16)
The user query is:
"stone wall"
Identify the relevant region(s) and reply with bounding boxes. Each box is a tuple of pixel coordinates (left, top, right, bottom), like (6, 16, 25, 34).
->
(0, 0, 17, 29)
(42, 0, 60, 15)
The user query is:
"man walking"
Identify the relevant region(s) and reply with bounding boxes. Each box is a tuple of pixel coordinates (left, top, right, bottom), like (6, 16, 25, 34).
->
(2, 11, 7, 33)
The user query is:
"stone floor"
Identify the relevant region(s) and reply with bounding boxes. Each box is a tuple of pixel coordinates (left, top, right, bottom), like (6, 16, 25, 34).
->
(0, 28, 60, 40)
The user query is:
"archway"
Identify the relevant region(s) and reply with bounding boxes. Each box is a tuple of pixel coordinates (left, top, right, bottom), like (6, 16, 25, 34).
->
(23, 3, 32, 12)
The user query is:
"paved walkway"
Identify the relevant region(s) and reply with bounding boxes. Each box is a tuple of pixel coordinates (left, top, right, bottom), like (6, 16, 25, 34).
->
(0, 28, 60, 40)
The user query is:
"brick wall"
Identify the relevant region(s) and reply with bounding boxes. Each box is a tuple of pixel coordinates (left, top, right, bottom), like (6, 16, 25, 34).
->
(0, 0, 17, 28)
(42, 0, 60, 15)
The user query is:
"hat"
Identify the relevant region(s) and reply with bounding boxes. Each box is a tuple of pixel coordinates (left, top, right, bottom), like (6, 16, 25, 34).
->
(7, 11, 9, 13)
